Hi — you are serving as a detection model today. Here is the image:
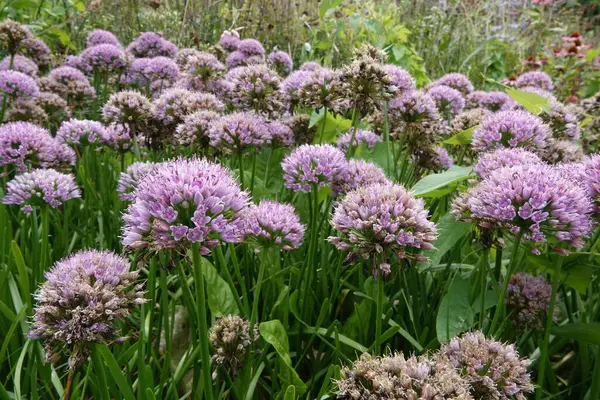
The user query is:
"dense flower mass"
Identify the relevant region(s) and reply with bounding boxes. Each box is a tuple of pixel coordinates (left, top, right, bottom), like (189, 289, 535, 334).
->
(473, 148, 542, 179)
(0, 69, 39, 99)
(87, 29, 121, 47)
(99, 123, 133, 151)
(0, 19, 31, 55)
(342, 159, 390, 193)
(241, 200, 306, 250)
(218, 30, 240, 51)
(506, 272, 556, 330)
(268, 50, 293, 76)
(429, 73, 474, 96)
(46, 66, 95, 99)
(298, 67, 338, 110)
(208, 112, 270, 150)
(383, 64, 415, 94)
(466, 91, 515, 112)
(29, 250, 146, 369)
(237, 39, 265, 56)
(210, 315, 257, 374)
(56, 119, 105, 146)
(0, 55, 38, 76)
(81, 44, 128, 72)
(102, 90, 153, 124)
(117, 161, 157, 201)
(428, 84, 465, 119)
(584, 154, 600, 209)
(121, 157, 250, 254)
(126, 32, 178, 58)
(175, 110, 220, 146)
(515, 71, 554, 91)
(336, 129, 382, 152)
(3, 169, 80, 213)
(226, 65, 285, 116)
(152, 88, 224, 125)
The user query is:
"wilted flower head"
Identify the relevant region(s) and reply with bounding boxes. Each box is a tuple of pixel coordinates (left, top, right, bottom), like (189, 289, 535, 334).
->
(152, 88, 224, 126)
(282, 144, 348, 193)
(117, 161, 157, 201)
(285, 113, 317, 145)
(46, 66, 95, 99)
(21, 38, 51, 67)
(471, 110, 550, 152)
(298, 67, 338, 110)
(0, 55, 38, 76)
(241, 200, 305, 250)
(338, 352, 472, 400)
(268, 50, 293, 76)
(439, 331, 534, 400)
(466, 91, 515, 112)
(208, 111, 270, 151)
(428, 84, 465, 120)
(218, 30, 240, 51)
(389, 90, 444, 139)
(473, 148, 542, 179)
(210, 315, 257, 374)
(383, 64, 415, 95)
(541, 139, 584, 164)
(238, 39, 265, 56)
(226, 65, 285, 116)
(515, 71, 554, 91)
(121, 157, 250, 253)
(175, 110, 220, 146)
(5, 100, 47, 124)
(429, 73, 474, 96)
(506, 272, 557, 330)
(127, 32, 177, 58)
(29, 250, 146, 369)
(183, 52, 225, 79)
(451, 108, 490, 133)
(81, 44, 128, 73)
(86, 29, 121, 47)
(0, 19, 31, 55)
(336, 129, 381, 152)
(102, 90, 153, 124)
(0, 70, 39, 99)
(300, 61, 320, 71)
(342, 159, 390, 193)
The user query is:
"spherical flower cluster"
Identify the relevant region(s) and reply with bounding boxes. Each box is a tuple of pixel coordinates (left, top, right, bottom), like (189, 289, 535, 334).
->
(0, 19, 32, 55)
(56, 119, 105, 146)
(0, 55, 38, 76)
(143, 56, 180, 82)
(184, 52, 225, 78)
(226, 51, 250, 69)
(466, 91, 515, 112)
(506, 272, 556, 330)
(46, 66, 95, 99)
(298, 67, 338, 110)
(471, 110, 550, 152)
(281, 144, 349, 193)
(174, 110, 220, 146)
(117, 161, 157, 201)
(584, 154, 600, 209)
(86, 29, 121, 47)
(22, 38, 52, 67)
(102, 90, 153, 124)
(268, 50, 293, 76)
(453, 164, 593, 253)
(545, 101, 580, 141)
(5, 100, 47, 124)
(208, 112, 270, 150)
(0, 70, 39, 99)
(281, 70, 310, 107)
(266, 120, 294, 146)
(226, 65, 285, 116)
(81, 44, 128, 73)
(152, 88, 224, 125)
(3, 168, 80, 213)
(434, 146, 454, 170)
(241, 200, 306, 251)
(429, 73, 474, 96)
(439, 331, 534, 400)
(450, 108, 490, 133)
(389, 90, 444, 139)
(126, 32, 178, 58)
(210, 315, 257, 374)
(473, 148, 542, 179)
(337, 352, 472, 400)
(343, 159, 390, 193)
(237, 39, 265, 57)
(541, 139, 585, 164)
(285, 114, 316, 145)
(427, 84, 465, 119)
(218, 30, 241, 51)
(121, 58, 152, 86)
(99, 123, 133, 151)
(29, 250, 146, 369)
(122, 157, 250, 253)
(383, 64, 415, 94)
(336, 129, 381, 152)
(515, 71, 554, 91)
(300, 61, 320, 72)
(329, 182, 437, 268)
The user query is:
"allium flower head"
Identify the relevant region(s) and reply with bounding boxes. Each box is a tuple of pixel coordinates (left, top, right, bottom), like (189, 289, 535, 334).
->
(429, 73, 474, 96)
(152, 88, 224, 126)
(210, 315, 257, 374)
(184, 52, 225, 78)
(583, 154, 600, 210)
(427, 84, 465, 120)
(238, 39, 265, 56)
(121, 157, 250, 253)
(451, 108, 490, 133)
(434, 146, 454, 170)
(0, 122, 66, 171)
(467, 91, 515, 112)
(208, 111, 270, 150)
(439, 331, 534, 400)
(506, 272, 557, 330)
(5, 100, 47, 124)
(127, 32, 177, 58)
(0, 70, 39, 99)
(342, 159, 390, 193)
(99, 123, 133, 151)
(329, 182, 437, 268)
(0, 19, 32, 55)
(515, 71, 554, 91)
(102, 90, 153, 124)
(81, 44, 128, 73)
(268, 50, 293, 76)
(56, 119, 105, 146)
(117, 161, 157, 201)
(226, 65, 285, 116)
(22, 38, 51, 67)
(281, 144, 349, 193)
(29, 250, 146, 369)
(473, 148, 542, 180)
(336, 129, 381, 152)
(46, 66, 95, 99)
(144, 56, 180, 81)
(3, 168, 80, 213)
(121, 57, 152, 86)
(266, 119, 294, 146)
(175, 110, 220, 146)
(298, 67, 338, 110)
(383, 64, 415, 94)
(471, 110, 550, 152)
(541, 139, 584, 164)
(0, 55, 38, 76)
(86, 29, 121, 47)
(389, 90, 445, 139)
(282, 70, 311, 107)
(285, 114, 316, 145)
(226, 51, 250, 69)
(218, 30, 240, 51)
(241, 200, 305, 251)
(299, 61, 320, 71)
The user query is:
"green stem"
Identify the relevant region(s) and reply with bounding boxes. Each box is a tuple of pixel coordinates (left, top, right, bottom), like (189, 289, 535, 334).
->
(0, 94, 8, 124)
(251, 250, 268, 326)
(317, 107, 328, 143)
(237, 147, 245, 189)
(589, 346, 600, 400)
(40, 206, 50, 273)
(91, 345, 110, 400)
(479, 247, 490, 328)
(383, 101, 391, 174)
(375, 271, 384, 354)
(494, 240, 503, 282)
(249, 152, 257, 195)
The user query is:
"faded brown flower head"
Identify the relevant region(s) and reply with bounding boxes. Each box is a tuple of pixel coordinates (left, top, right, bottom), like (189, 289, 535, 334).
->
(209, 315, 258, 375)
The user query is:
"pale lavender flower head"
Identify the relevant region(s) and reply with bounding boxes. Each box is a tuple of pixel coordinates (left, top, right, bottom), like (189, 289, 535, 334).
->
(0, 122, 63, 171)
(427, 84, 465, 120)
(22, 38, 51, 67)
(336, 129, 381, 152)
(219, 30, 240, 51)
(541, 139, 584, 164)
(208, 111, 270, 150)
(5, 100, 47, 124)
(62, 55, 92, 73)
(281, 144, 349, 193)
(266, 119, 294, 146)
(29, 250, 146, 369)
(127, 32, 177, 58)
(99, 123, 133, 151)
(342, 159, 390, 193)
(584, 154, 600, 211)
(226, 51, 250, 69)
(144, 56, 179, 81)
(281, 70, 310, 107)
(329, 182, 437, 268)
(473, 148, 542, 179)
(175, 110, 220, 146)
(0, 70, 39, 99)
(86, 29, 121, 48)
(268, 50, 293, 76)
(467, 91, 516, 112)
(210, 315, 258, 371)
(383, 64, 415, 94)
(117, 161, 157, 201)
(238, 39, 265, 56)
(121, 157, 250, 253)
(389, 89, 439, 124)
(184, 52, 225, 79)
(515, 71, 554, 91)
(429, 73, 474, 96)
(102, 90, 153, 124)
(226, 65, 285, 116)
(81, 44, 128, 73)
(506, 272, 556, 330)
(471, 110, 550, 152)
(434, 146, 454, 170)
(121, 57, 152, 86)
(0, 55, 38, 76)
(53, 142, 77, 170)
(152, 88, 224, 126)
(56, 119, 105, 146)
(3, 168, 80, 213)
(241, 200, 306, 251)
(300, 61, 320, 72)
(46, 66, 95, 99)
(439, 331, 534, 400)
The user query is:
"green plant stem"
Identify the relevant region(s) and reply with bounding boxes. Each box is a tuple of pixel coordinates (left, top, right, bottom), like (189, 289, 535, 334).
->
(91, 345, 110, 400)
(589, 347, 600, 400)
(249, 152, 257, 194)
(536, 256, 563, 400)
(383, 101, 391, 174)
(375, 273, 384, 354)
(251, 250, 268, 326)
(494, 240, 503, 282)
(0, 94, 8, 124)
(318, 107, 328, 143)
(479, 247, 490, 328)
(40, 206, 50, 273)
(237, 147, 245, 189)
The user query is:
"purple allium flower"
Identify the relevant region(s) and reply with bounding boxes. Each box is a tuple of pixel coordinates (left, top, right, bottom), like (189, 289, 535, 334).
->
(439, 331, 534, 400)
(127, 32, 178, 58)
(175, 48, 202, 67)
(329, 182, 437, 267)
(281, 144, 349, 193)
(117, 161, 157, 201)
(467, 91, 515, 112)
(429, 73, 474, 96)
(281, 70, 310, 107)
(268, 50, 293, 76)
(226, 51, 250, 69)
(226, 65, 285, 116)
(174, 110, 220, 146)
(152, 88, 224, 126)
(541, 139, 585, 164)
(241, 200, 305, 251)
(298, 67, 339, 110)
(5, 100, 47, 124)
(121, 57, 152, 86)
(219, 30, 241, 51)
(266, 119, 294, 146)
(427, 84, 465, 120)
(99, 123, 133, 151)
(3, 168, 80, 213)
(471, 110, 550, 152)
(452, 164, 593, 252)
(102, 90, 153, 124)
(21, 38, 51, 67)
(342, 159, 390, 193)
(0, 55, 38, 76)
(238, 39, 265, 57)
(0, 70, 39, 99)
(121, 157, 250, 253)
(210, 315, 258, 371)
(0, 19, 32, 55)
(451, 108, 490, 133)
(388, 90, 445, 138)
(81, 44, 128, 73)
(208, 111, 270, 150)
(61, 55, 92, 74)
(86, 29, 121, 48)
(473, 148, 542, 179)
(506, 272, 557, 330)
(584, 154, 600, 210)
(56, 119, 105, 146)
(184, 52, 225, 78)
(336, 129, 381, 152)
(515, 71, 554, 91)
(46, 66, 95, 99)
(299, 61, 320, 72)
(29, 250, 146, 369)
(434, 146, 454, 170)
(0, 122, 63, 171)
(53, 142, 77, 169)
(383, 64, 415, 95)
(144, 56, 179, 81)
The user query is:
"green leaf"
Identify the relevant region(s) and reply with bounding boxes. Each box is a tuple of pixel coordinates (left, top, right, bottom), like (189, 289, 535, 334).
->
(586, 47, 600, 62)
(353, 141, 394, 176)
(49, 27, 71, 47)
(526, 254, 594, 294)
(309, 108, 325, 128)
(313, 113, 352, 144)
(552, 323, 600, 345)
(9, 0, 38, 9)
(260, 320, 307, 394)
(410, 166, 472, 197)
(74, 0, 86, 12)
(436, 275, 474, 343)
(443, 126, 476, 145)
(506, 89, 550, 115)
(283, 385, 296, 400)
(317, 186, 332, 204)
(200, 257, 240, 317)
(97, 345, 135, 400)
(11, 241, 31, 311)
(421, 213, 471, 269)
(303, 327, 368, 353)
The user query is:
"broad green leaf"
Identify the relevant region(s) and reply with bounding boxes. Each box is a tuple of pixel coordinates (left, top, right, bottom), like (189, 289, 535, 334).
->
(317, 186, 332, 203)
(200, 257, 239, 317)
(436, 275, 474, 343)
(97, 345, 135, 400)
(283, 385, 296, 400)
(586, 47, 600, 62)
(443, 126, 476, 145)
(552, 323, 600, 345)
(526, 254, 594, 294)
(410, 166, 472, 197)
(319, 0, 343, 18)
(9, 0, 38, 9)
(581, 116, 594, 128)
(313, 113, 352, 144)
(506, 89, 550, 115)
(353, 141, 394, 176)
(421, 213, 471, 269)
(74, 0, 86, 12)
(471, 290, 498, 312)
(309, 108, 325, 128)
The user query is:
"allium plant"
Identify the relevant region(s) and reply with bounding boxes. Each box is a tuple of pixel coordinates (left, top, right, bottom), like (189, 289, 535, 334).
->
(0, 19, 32, 55)
(56, 119, 105, 146)
(297, 67, 339, 110)
(515, 71, 554, 91)
(22, 38, 51, 67)
(80, 44, 128, 73)
(267, 50, 293, 76)
(86, 29, 121, 47)
(218, 30, 240, 51)
(466, 91, 515, 112)
(117, 161, 157, 201)
(473, 148, 542, 179)
(541, 139, 585, 164)
(207, 111, 270, 151)
(237, 39, 265, 57)
(281, 70, 311, 109)
(226, 65, 286, 117)
(342, 159, 390, 193)
(210, 315, 257, 375)
(183, 52, 225, 81)
(28, 250, 146, 369)
(102, 90, 153, 124)
(241, 200, 306, 251)
(99, 123, 133, 152)
(226, 51, 250, 69)
(0, 55, 38, 76)
(175, 110, 220, 147)
(506, 272, 556, 330)
(383, 64, 415, 94)
(299, 61, 320, 71)
(46, 66, 96, 100)
(0, 70, 39, 100)
(427, 84, 465, 120)
(336, 129, 381, 152)
(266, 119, 294, 147)
(433, 146, 454, 170)
(152, 88, 224, 126)
(126, 32, 178, 58)
(5, 100, 47, 124)
(429, 73, 474, 96)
